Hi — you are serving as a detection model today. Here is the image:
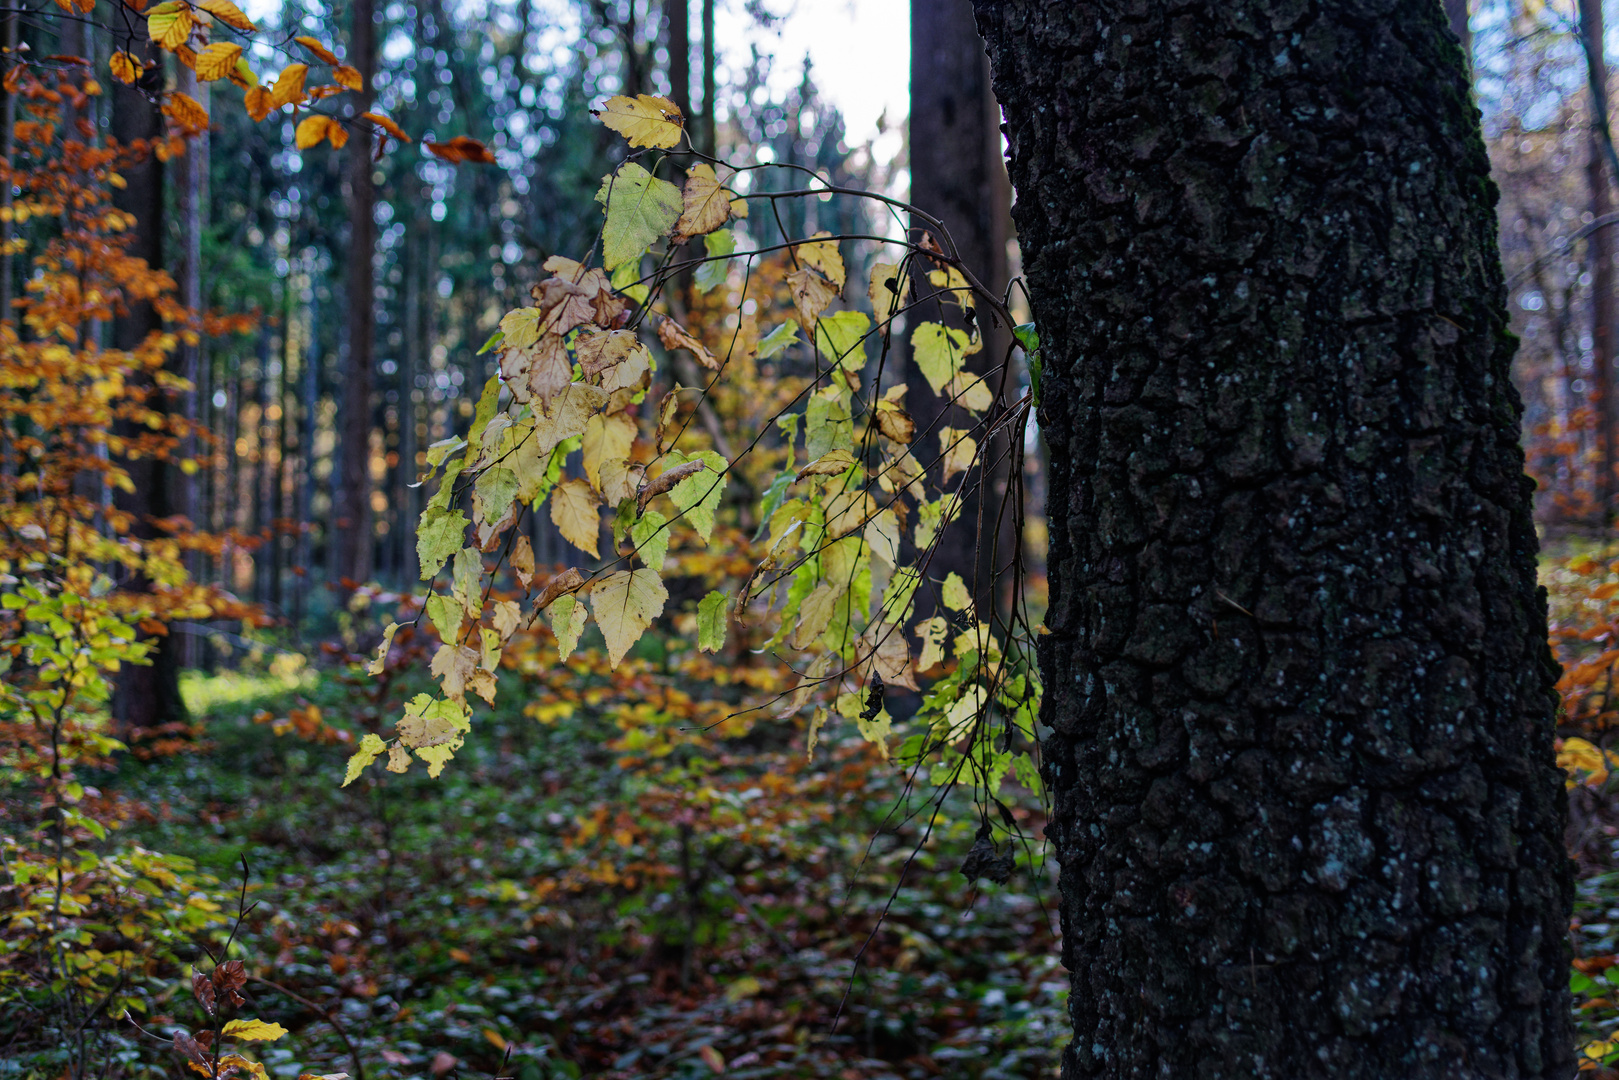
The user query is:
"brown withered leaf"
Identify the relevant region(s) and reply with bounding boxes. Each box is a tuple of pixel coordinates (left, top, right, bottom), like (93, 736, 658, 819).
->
(500, 336, 572, 404)
(174, 1032, 210, 1069)
(875, 402, 914, 444)
(654, 386, 684, 451)
(576, 329, 649, 392)
(192, 971, 216, 1014)
(674, 163, 732, 241)
(426, 135, 496, 164)
(657, 317, 718, 369)
(534, 567, 587, 611)
(787, 268, 839, 330)
(637, 459, 706, 514)
(531, 277, 597, 338)
(511, 534, 536, 589)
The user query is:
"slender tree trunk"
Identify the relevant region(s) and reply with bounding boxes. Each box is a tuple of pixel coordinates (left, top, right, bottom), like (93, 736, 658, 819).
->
(336, 0, 377, 590)
(110, 40, 187, 729)
(973, 2, 1572, 1075)
(667, 0, 690, 126)
(178, 61, 206, 661)
(699, 0, 715, 156)
(1585, 0, 1616, 521)
(908, 0, 1012, 614)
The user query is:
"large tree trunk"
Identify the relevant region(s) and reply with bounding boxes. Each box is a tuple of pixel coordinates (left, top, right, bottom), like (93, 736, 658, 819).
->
(973, 2, 1573, 1075)
(111, 41, 187, 730)
(908, 0, 1012, 612)
(335, 0, 377, 589)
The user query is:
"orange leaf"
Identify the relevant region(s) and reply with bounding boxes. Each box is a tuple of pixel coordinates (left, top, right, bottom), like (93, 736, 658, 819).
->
(294, 36, 340, 65)
(360, 111, 410, 142)
(109, 52, 141, 85)
(163, 91, 209, 132)
(294, 114, 347, 150)
(195, 0, 255, 31)
(425, 135, 495, 164)
(332, 64, 363, 91)
(270, 63, 307, 109)
(1594, 582, 1619, 601)
(194, 41, 242, 82)
(244, 84, 272, 121)
(147, 7, 193, 50)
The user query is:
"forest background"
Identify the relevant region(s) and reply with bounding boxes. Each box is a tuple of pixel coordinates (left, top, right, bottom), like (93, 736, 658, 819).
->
(8, 0, 1619, 1078)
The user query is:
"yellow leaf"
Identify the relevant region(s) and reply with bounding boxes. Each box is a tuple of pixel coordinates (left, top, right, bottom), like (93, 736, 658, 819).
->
(271, 64, 308, 109)
(941, 573, 972, 613)
(868, 260, 909, 325)
(791, 582, 839, 650)
(797, 448, 856, 481)
(294, 114, 327, 149)
(798, 232, 845, 287)
(148, 8, 194, 50)
(788, 267, 839, 330)
(577, 329, 650, 393)
(295, 35, 340, 65)
(590, 568, 668, 668)
(915, 616, 949, 671)
(194, 41, 242, 82)
(431, 642, 481, 705)
(343, 733, 386, 786)
(196, 0, 257, 30)
(500, 336, 572, 404)
(911, 322, 975, 394)
(675, 163, 732, 240)
(221, 1019, 288, 1041)
(532, 383, 609, 453)
(581, 412, 636, 491)
(219, 1056, 268, 1080)
(332, 64, 363, 91)
(551, 479, 602, 557)
(592, 93, 684, 148)
(109, 52, 141, 85)
(368, 622, 401, 675)
(939, 427, 977, 483)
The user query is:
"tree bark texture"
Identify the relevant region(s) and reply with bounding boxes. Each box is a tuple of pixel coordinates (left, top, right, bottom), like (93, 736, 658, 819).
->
(909, 0, 1013, 611)
(336, 0, 378, 588)
(1584, 0, 1616, 519)
(972, 2, 1573, 1076)
(110, 44, 187, 729)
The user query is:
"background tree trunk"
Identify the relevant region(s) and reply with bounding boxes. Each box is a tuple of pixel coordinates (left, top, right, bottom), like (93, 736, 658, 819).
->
(973, 1, 1573, 1075)
(1584, 0, 1616, 520)
(335, 0, 378, 590)
(1445, 0, 1472, 69)
(110, 40, 187, 730)
(908, 0, 1013, 613)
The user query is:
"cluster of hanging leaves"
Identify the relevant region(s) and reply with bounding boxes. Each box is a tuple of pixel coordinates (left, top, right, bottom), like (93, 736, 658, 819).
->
(349, 93, 1043, 812)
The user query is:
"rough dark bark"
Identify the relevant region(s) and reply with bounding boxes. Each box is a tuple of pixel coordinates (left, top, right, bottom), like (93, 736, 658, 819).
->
(110, 42, 187, 730)
(909, 0, 1012, 611)
(972, 2, 1573, 1076)
(1584, 0, 1616, 519)
(335, 0, 378, 589)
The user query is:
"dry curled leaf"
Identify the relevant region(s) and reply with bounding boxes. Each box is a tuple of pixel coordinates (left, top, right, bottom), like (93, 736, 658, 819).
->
(534, 567, 587, 611)
(637, 459, 706, 514)
(657, 317, 718, 370)
(426, 135, 496, 164)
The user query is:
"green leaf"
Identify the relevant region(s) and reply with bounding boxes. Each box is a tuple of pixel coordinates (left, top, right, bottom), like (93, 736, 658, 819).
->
(610, 258, 650, 304)
(911, 322, 972, 394)
(805, 391, 852, 459)
(756, 321, 800, 359)
(1012, 322, 1039, 353)
(550, 594, 590, 661)
(669, 449, 729, 542)
(425, 593, 464, 643)
(752, 469, 796, 541)
(941, 572, 971, 613)
(464, 375, 503, 460)
(417, 507, 469, 580)
(451, 547, 485, 618)
(1014, 321, 1042, 405)
(590, 568, 669, 668)
(476, 329, 505, 355)
(814, 310, 871, 370)
(695, 229, 735, 294)
(474, 466, 520, 525)
(343, 733, 387, 787)
(697, 590, 728, 653)
(595, 162, 683, 271)
(631, 510, 671, 571)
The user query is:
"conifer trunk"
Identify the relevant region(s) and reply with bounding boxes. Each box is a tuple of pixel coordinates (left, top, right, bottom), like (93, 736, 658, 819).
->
(972, 2, 1574, 1074)
(335, 0, 377, 589)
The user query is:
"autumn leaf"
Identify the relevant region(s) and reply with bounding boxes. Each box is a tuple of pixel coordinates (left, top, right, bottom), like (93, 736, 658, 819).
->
(577, 330, 650, 393)
(657, 317, 718, 369)
(294, 35, 340, 65)
(425, 594, 463, 644)
(591, 568, 668, 668)
(109, 52, 142, 85)
(343, 733, 386, 786)
(163, 92, 209, 132)
(332, 65, 363, 91)
(550, 479, 602, 558)
(788, 268, 839, 330)
(636, 458, 706, 514)
(368, 622, 401, 675)
(675, 163, 733, 240)
(147, 5, 194, 50)
(814, 310, 870, 370)
(698, 590, 727, 653)
(911, 322, 973, 394)
(500, 336, 572, 404)
(194, 42, 243, 82)
(939, 427, 977, 483)
(798, 232, 846, 287)
(630, 510, 669, 571)
(592, 93, 684, 148)
(868, 260, 909, 326)
(792, 582, 839, 649)
(941, 572, 972, 613)
(417, 507, 469, 579)
(294, 114, 348, 150)
(361, 111, 410, 142)
(581, 411, 636, 490)
(426, 135, 496, 164)
(875, 398, 914, 444)
(244, 85, 273, 121)
(596, 163, 683, 270)
(797, 448, 856, 481)
(270, 64, 308, 109)
(531, 276, 597, 337)
(196, 0, 256, 30)
(221, 1020, 287, 1041)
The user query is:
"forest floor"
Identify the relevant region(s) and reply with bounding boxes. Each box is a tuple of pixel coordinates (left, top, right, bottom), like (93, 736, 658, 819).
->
(106, 639, 1065, 1080)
